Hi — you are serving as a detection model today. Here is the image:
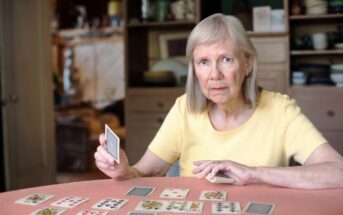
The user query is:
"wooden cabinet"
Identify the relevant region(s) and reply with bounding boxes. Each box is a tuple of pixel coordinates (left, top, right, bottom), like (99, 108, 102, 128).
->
(289, 87, 343, 154)
(286, 1, 343, 154)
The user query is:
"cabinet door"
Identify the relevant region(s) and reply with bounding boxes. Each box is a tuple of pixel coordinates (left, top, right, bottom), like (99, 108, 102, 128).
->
(289, 88, 343, 130)
(1, 0, 56, 190)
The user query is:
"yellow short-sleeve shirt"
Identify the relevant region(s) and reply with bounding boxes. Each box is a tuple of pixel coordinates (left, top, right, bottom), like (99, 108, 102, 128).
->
(148, 90, 327, 176)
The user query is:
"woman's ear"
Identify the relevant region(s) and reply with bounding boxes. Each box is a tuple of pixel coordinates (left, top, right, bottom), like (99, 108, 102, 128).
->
(245, 56, 254, 76)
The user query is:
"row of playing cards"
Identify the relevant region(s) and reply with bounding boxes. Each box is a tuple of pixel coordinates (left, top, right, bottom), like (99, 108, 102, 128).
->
(125, 186, 227, 201)
(15, 192, 275, 215)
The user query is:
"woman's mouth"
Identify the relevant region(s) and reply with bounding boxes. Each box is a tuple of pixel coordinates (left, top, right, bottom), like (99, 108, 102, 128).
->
(210, 87, 227, 93)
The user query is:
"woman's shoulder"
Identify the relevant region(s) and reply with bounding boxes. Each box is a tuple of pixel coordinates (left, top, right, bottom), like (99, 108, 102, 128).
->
(175, 93, 187, 106)
(259, 89, 297, 110)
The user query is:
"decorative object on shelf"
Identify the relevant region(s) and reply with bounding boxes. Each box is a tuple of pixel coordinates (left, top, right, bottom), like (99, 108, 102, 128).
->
(328, 0, 343, 14)
(108, 0, 123, 26)
(141, 0, 151, 22)
(170, 0, 195, 21)
(253, 6, 271, 32)
(156, 0, 170, 21)
(304, 0, 328, 15)
(291, 0, 303, 15)
(271, 9, 285, 32)
(292, 34, 313, 50)
(312, 32, 328, 50)
(159, 31, 189, 63)
(151, 58, 188, 86)
(171, 0, 186, 20)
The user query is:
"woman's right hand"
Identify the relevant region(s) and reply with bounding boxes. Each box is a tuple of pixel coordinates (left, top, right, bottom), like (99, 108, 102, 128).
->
(94, 133, 132, 180)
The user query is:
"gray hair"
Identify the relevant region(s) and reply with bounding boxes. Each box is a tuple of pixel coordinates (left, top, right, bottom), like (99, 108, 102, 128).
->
(185, 13, 259, 113)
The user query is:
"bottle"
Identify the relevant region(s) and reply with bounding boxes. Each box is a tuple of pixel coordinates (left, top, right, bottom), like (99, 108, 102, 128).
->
(141, 0, 150, 22)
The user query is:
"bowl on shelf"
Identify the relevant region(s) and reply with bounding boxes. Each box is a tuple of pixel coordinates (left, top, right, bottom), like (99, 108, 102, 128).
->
(151, 59, 188, 86)
(330, 73, 343, 87)
(334, 43, 343, 49)
(330, 64, 343, 87)
(292, 71, 308, 85)
(331, 64, 343, 72)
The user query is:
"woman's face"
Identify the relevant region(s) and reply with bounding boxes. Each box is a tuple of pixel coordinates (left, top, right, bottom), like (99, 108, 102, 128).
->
(193, 40, 249, 106)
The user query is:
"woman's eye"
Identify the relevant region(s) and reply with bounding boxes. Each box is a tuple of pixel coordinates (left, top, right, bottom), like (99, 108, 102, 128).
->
(199, 59, 208, 65)
(222, 57, 232, 63)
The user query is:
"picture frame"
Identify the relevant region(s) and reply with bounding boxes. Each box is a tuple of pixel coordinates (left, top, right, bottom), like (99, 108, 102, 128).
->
(159, 32, 189, 63)
(253, 6, 271, 32)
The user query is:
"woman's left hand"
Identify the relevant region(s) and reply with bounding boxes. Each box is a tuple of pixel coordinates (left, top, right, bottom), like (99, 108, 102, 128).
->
(192, 160, 256, 185)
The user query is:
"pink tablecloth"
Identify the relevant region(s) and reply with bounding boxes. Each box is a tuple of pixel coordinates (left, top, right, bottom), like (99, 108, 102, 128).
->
(0, 176, 342, 214)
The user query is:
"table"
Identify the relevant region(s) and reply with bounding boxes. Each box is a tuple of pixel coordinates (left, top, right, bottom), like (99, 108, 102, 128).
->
(0, 177, 342, 214)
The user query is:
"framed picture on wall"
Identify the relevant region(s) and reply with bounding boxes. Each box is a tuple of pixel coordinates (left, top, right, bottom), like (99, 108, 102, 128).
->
(159, 32, 189, 63)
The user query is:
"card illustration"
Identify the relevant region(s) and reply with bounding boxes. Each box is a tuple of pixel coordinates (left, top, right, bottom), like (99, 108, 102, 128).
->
(212, 201, 241, 214)
(30, 207, 66, 215)
(76, 209, 109, 215)
(160, 188, 189, 199)
(92, 198, 129, 211)
(15, 194, 55, 206)
(199, 190, 227, 201)
(50, 196, 89, 208)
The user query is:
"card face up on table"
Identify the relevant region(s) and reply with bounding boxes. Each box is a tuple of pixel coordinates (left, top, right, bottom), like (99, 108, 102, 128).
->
(15, 194, 54, 206)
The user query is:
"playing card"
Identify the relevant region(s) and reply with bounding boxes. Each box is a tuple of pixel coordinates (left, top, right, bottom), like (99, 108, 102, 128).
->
(105, 124, 120, 163)
(126, 186, 155, 197)
(127, 212, 157, 215)
(199, 190, 227, 201)
(212, 201, 241, 214)
(135, 200, 169, 212)
(76, 209, 109, 215)
(244, 202, 276, 215)
(50, 196, 89, 208)
(92, 198, 129, 211)
(206, 172, 235, 184)
(30, 207, 66, 215)
(165, 200, 203, 213)
(15, 194, 54, 206)
(160, 188, 189, 199)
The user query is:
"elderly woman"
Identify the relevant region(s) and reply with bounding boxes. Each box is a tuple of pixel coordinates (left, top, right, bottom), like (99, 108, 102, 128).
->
(94, 14, 343, 189)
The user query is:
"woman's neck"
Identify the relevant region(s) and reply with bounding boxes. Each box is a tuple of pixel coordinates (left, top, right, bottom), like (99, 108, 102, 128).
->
(209, 98, 254, 132)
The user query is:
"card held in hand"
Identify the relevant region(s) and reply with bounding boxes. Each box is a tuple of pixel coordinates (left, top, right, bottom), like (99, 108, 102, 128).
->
(105, 124, 120, 163)
(206, 171, 235, 184)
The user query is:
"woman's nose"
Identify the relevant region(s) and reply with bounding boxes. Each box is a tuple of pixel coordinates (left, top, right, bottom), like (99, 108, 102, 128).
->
(209, 63, 223, 80)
